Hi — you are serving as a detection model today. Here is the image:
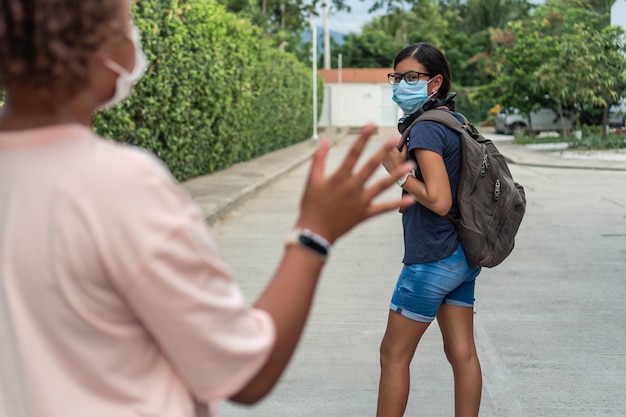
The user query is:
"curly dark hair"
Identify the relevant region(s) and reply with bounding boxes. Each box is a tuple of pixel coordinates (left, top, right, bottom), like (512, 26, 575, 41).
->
(393, 42, 453, 108)
(0, 0, 123, 98)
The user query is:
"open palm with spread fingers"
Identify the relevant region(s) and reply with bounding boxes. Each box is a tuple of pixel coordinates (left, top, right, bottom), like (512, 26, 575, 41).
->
(296, 124, 416, 243)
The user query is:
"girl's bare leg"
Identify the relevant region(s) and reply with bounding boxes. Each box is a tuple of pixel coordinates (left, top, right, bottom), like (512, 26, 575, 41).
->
(377, 311, 430, 417)
(437, 304, 482, 417)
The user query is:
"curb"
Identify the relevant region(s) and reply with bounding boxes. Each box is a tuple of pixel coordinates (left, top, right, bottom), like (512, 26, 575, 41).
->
(506, 159, 626, 171)
(496, 142, 626, 172)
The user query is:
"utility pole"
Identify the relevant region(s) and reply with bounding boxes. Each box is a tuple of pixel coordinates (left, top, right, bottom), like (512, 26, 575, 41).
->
(280, 2, 285, 30)
(323, 1, 330, 70)
(311, 12, 319, 141)
(337, 53, 342, 130)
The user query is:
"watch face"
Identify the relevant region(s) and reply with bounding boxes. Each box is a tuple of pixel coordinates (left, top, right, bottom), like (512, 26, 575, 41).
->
(285, 228, 330, 260)
(299, 234, 328, 256)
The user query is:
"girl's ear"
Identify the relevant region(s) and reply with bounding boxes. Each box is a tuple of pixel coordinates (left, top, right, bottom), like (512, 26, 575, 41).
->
(427, 74, 443, 97)
(433, 74, 444, 92)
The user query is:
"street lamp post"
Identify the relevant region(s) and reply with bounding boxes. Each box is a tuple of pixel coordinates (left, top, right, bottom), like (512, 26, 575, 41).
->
(311, 13, 319, 141)
(337, 52, 342, 131)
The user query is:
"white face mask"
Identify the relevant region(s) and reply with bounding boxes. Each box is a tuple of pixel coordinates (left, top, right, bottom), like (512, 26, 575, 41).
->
(99, 25, 148, 109)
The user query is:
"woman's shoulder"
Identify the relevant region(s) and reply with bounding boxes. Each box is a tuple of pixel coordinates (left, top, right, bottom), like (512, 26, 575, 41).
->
(412, 110, 465, 133)
(409, 114, 448, 138)
(91, 135, 171, 178)
(59, 133, 178, 205)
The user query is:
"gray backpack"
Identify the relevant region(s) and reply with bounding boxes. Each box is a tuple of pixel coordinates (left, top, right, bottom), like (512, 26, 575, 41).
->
(401, 109, 526, 268)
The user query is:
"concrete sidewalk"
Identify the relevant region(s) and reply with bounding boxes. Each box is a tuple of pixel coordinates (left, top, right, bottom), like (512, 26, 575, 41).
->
(182, 126, 626, 225)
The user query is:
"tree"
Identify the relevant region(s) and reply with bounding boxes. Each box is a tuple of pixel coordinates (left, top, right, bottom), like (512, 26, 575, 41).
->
(334, 29, 402, 68)
(217, 0, 352, 33)
(538, 24, 626, 141)
(558, 0, 612, 26)
(354, 1, 463, 48)
(489, 19, 561, 122)
(488, 0, 612, 131)
(366, 0, 532, 78)
(464, 0, 532, 32)
(334, 2, 452, 70)
(214, 0, 360, 66)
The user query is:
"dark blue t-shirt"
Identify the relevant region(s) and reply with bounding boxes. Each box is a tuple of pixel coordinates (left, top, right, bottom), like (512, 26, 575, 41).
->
(401, 110, 463, 264)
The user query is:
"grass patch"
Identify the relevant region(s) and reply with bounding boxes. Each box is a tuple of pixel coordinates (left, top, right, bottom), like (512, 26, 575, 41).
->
(568, 132, 626, 150)
(513, 129, 626, 150)
(513, 134, 570, 145)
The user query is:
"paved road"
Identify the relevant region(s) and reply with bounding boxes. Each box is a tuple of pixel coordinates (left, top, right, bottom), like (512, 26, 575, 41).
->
(202, 131, 626, 417)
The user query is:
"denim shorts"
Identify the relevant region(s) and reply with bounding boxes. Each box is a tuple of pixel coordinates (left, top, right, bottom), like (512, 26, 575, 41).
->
(390, 243, 481, 323)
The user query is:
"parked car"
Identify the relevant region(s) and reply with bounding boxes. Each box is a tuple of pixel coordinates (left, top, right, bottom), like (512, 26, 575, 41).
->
(609, 103, 625, 128)
(495, 107, 574, 135)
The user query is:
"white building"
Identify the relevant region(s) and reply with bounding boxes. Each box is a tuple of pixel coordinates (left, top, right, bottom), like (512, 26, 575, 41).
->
(611, 0, 626, 27)
(318, 68, 400, 128)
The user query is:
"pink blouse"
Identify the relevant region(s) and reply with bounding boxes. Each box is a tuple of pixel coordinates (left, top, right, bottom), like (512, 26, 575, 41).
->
(0, 124, 275, 417)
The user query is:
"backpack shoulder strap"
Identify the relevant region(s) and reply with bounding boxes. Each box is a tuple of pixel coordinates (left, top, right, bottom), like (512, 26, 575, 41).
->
(415, 109, 468, 134)
(400, 109, 468, 143)
(411, 110, 469, 225)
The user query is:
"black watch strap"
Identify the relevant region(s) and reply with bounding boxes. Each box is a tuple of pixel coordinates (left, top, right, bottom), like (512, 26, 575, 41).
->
(285, 228, 331, 260)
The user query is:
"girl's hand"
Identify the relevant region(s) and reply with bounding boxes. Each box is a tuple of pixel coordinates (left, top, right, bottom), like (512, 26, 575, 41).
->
(382, 140, 408, 175)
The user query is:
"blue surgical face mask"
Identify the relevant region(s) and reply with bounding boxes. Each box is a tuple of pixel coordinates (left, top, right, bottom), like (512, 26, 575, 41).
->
(392, 79, 434, 115)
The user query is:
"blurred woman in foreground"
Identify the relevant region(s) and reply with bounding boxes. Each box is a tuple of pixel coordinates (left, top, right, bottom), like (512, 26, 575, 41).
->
(0, 1, 414, 416)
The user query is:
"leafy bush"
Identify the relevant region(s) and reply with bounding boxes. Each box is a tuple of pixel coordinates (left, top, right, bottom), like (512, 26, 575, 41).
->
(93, 0, 320, 182)
(513, 134, 570, 145)
(568, 132, 626, 150)
(512, 126, 626, 150)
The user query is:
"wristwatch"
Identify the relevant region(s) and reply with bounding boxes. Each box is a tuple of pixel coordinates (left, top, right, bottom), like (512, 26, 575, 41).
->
(397, 170, 416, 187)
(284, 228, 331, 261)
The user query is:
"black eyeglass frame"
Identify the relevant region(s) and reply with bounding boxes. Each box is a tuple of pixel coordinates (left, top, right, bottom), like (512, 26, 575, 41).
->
(387, 71, 433, 85)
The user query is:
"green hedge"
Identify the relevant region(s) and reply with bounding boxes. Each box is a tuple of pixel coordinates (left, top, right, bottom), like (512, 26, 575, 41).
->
(93, 0, 321, 182)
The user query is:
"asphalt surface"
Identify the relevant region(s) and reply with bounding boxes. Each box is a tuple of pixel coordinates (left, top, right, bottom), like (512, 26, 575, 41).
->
(182, 127, 626, 417)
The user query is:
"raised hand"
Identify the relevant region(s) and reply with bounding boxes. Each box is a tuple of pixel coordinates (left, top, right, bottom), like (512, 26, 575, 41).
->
(296, 124, 415, 243)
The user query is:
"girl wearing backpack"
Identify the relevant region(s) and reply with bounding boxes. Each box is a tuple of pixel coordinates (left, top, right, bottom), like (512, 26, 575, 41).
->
(380, 43, 482, 417)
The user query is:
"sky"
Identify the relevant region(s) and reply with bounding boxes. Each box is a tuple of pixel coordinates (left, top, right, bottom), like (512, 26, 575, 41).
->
(324, 1, 387, 35)
(323, 0, 547, 35)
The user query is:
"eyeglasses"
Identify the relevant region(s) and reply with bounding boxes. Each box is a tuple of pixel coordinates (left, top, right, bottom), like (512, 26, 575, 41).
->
(387, 71, 432, 85)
